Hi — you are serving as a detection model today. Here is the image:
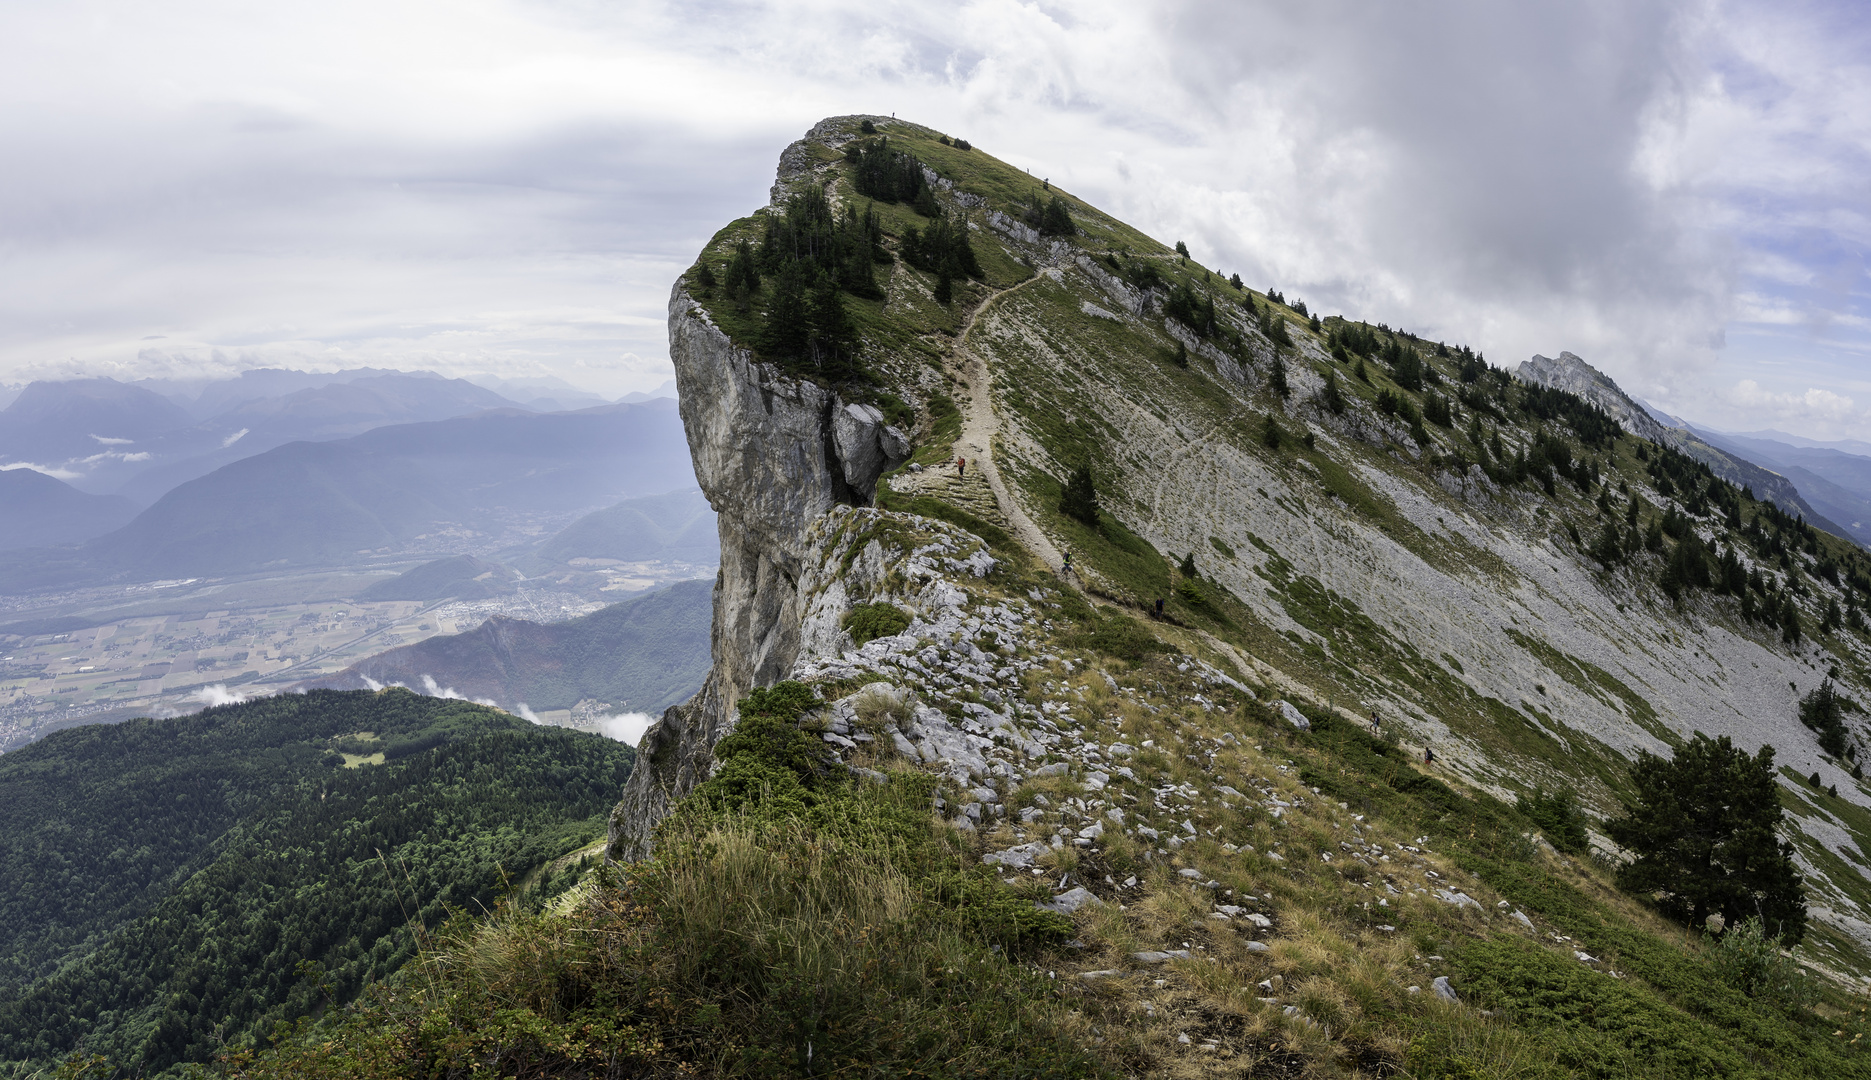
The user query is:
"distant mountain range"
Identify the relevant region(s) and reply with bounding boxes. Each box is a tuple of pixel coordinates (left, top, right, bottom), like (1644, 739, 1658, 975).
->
(299, 577, 712, 715)
(518, 487, 717, 571)
(1679, 427, 1871, 548)
(0, 470, 137, 552)
(0, 400, 695, 592)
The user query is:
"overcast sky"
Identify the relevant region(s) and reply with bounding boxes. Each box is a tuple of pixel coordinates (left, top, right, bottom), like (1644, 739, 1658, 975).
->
(3, 0, 1869, 436)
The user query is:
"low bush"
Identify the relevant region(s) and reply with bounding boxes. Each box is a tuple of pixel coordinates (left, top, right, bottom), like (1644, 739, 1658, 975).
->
(842, 602, 912, 645)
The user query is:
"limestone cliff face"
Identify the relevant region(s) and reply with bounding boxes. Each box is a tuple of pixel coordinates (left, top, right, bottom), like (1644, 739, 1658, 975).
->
(606, 285, 907, 861)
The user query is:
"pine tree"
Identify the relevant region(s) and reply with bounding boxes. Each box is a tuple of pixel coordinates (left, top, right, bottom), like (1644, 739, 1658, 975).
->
(1228, 273, 1243, 290)
(1179, 551, 1197, 578)
(1353, 357, 1370, 383)
(1060, 464, 1100, 527)
(1039, 196, 1075, 237)
(1321, 370, 1345, 415)
(726, 240, 762, 313)
(1261, 414, 1282, 451)
(1174, 240, 1189, 260)
(1800, 680, 1851, 758)
(1591, 522, 1623, 566)
(1606, 733, 1807, 942)
(913, 184, 941, 219)
(695, 260, 717, 295)
(1172, 340, 1188, 368)
(807, 274, 856, 378)
(1269, 353, 1289, 399)
(759, 262, 812, 359)
(933, 268, 953, 306)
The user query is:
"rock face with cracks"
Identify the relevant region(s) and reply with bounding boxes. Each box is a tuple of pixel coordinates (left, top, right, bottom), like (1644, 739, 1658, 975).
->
(605, 287, 908, 861)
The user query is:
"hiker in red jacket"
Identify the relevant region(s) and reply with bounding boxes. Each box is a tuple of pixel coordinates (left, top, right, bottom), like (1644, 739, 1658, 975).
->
(956, 456, 966, 477)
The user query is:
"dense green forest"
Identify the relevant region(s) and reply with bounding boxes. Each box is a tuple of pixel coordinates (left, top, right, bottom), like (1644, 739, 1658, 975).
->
(0, 690, 633, 1075)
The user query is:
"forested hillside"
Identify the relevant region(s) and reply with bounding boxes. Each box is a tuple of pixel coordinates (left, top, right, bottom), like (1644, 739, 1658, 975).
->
(0, 689, 631, 1075)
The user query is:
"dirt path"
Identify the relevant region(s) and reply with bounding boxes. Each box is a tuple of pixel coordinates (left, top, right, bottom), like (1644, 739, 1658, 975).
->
(949, 269, 1066, 573)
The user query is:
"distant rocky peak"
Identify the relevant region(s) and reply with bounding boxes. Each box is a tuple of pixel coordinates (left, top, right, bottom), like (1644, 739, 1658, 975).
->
(1517, 352, 1667, 442)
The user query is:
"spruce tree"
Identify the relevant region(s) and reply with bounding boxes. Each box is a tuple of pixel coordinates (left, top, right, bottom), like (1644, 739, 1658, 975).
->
(1592, 522, 1623, 566)
(1039, 196, 1075, 237)
(1060, 464, 1100, 527)
(1261, 414, 1282, 450)
(807, 273, 856, 377)
(1607, 733, 1807, 941)
(1179, 551, 1197, 578)
(695, 261, 717, 295)
(1321, 370, 1345, 415)
(1269, 353, 1289, 399)
(1174, 240, 1189, 260)
(933, 268, 953, 306)
(759, 262, 812, 360)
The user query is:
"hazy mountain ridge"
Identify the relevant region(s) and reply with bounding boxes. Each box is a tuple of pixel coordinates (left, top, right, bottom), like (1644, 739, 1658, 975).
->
(298, 577, 712, 716)
(0, 400, 694, 592)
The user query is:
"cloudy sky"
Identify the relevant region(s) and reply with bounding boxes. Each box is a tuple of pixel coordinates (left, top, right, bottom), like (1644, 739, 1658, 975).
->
(3, 0, 1869, 436)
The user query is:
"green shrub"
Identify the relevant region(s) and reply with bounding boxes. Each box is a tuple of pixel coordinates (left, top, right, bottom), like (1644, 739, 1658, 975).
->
(1707, 917, 1817, 1012)
(1064, 611, 1172, 662)
(1517, 787, 1590, 854)
(843, 602, 912, 645)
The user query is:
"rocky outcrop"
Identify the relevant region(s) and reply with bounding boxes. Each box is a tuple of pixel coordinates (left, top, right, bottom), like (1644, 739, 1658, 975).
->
(1517, 352, 1841, 533)
(606, 284, 908, 861)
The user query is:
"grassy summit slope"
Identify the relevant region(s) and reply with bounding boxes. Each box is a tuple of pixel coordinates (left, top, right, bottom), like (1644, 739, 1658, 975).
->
(227, 115, 1871, 1077)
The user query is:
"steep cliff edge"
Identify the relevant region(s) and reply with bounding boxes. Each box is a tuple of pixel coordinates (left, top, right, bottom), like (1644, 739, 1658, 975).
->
(607, 281, 908, 859)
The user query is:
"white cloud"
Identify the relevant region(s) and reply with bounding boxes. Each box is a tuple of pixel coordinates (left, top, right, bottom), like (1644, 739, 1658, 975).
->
(0, 462, 83, 480)
(191, 684, 249, 708)
(594, 711, 656, 747)
(1727, 379, 1861, 424)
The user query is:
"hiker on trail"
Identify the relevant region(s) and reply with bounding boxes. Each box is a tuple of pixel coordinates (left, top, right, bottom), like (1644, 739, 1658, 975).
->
(1153, 597, 1165, 618)
(1423, 744, 1435, 765)
(1061, 550, 1074, 580)
(1370, 712, 1381, 734)
(956, 456, 966, 477)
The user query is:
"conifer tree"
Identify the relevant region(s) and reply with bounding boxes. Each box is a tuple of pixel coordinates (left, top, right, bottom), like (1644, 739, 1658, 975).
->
(1591, 522, 1623, 566)
(1174, 240, 1189, 260)
(913, 184, 941, 219)
(1607, 733, 1806, 942)
(807, 273, 856, 377)
(1038, 195, 1075, 237)
(1269, 353, 1289, 399)
(759, 262, 811, 359)
(695, 261, 717, 295)
(1060, 464, 1100, 527)
(1321, 370, 1345, 415)
(933, 268, 953, 305)
(1179, 551, 1197, 577)
(1261, 414, 1282, 450)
